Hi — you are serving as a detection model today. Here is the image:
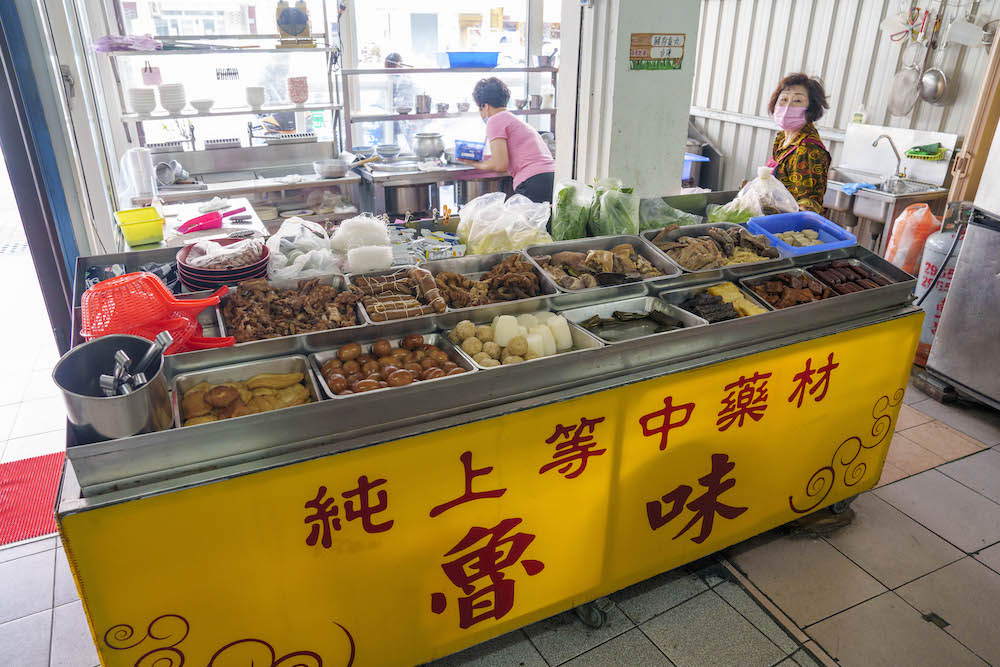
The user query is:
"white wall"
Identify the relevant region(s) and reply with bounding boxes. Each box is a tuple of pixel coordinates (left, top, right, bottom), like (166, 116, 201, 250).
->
(690, 0, 999, 191)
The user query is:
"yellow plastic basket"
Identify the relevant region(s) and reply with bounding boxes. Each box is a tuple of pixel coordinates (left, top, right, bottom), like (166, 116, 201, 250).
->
(905, 147, 948, 161)
(115, 206, 164, 246)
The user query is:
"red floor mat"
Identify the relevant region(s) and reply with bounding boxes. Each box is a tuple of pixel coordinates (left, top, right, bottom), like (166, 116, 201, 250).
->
(0, 452, 64, 546)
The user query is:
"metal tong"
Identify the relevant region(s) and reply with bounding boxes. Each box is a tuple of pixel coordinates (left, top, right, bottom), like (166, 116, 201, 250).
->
(99, 332, 173, 397)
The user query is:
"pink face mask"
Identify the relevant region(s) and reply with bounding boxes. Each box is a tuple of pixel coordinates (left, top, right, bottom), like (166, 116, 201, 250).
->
(773, 105, 808, 133)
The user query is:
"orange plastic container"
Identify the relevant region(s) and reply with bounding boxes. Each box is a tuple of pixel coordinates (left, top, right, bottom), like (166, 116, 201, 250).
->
(884, 203, 940, 274)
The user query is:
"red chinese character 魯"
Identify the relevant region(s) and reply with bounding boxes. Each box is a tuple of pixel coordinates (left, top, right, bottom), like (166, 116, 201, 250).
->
(717, 372, 772, 431)
(639, 397, 696, 450)
(430, 451, 507, 518)
(646, 454, 748, 544)
(540, 417, 607, 479)
(788, 353, 840, 408)
(431, 518, 545, 629)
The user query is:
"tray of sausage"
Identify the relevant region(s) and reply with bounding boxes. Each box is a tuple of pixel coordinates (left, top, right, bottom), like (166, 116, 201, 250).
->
(805, 258, 894, 295)
(349, 267, 448, 322)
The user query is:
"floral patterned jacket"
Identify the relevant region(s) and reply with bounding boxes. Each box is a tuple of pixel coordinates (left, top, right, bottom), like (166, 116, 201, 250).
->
(771, 123, 831, 214)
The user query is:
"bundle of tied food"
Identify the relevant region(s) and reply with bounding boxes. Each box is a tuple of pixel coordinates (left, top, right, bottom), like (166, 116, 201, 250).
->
(222, 278, 361, 343)
(650, 224, 779, 271)
(448, 312, 573, 368)
(680, 282, 767, 323)
(319, 334, 467, 396)
(349, 267, 447, 321)
(748, 271, 834, 309)
(433, 255, 542, 309)
(180, 372, 311, 427)
(535, 243, 663, 290)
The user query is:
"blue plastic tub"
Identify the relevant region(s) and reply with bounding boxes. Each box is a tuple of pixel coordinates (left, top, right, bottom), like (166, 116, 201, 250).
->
(748, 211, 857, 256)
(455, 140, 485, 161)
(446, 51, 500, 68)
(682, 152, 710, 180)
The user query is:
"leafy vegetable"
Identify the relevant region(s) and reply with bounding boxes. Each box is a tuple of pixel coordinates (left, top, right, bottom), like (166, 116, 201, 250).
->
(551, 181, 591, 241)
(639, 199, 704, 231)
(593, 189, 640, 237)
(706, 202, 755, 225)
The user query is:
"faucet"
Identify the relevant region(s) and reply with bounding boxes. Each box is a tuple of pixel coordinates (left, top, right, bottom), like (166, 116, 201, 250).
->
(873, 134, 907, 179)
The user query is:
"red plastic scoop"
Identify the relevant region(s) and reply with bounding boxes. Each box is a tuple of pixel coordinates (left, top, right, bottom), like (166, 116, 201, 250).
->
(177, 206, 248, 234)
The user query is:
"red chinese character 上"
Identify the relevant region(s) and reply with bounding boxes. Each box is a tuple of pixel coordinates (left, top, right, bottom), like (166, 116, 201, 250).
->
(540, 417, 607, 479)
(788, 353, 840, 408)
(342, 475, 394, 533)
(639, 397, 696, 450)
(646, 454, 748, 544)
(304, 486, 341, 548)
(430, 451, 507, 518)
(717, 372, 772, 431)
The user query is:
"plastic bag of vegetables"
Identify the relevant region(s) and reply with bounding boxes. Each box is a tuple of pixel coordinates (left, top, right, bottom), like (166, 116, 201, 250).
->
(593, 189, 640, 237)
(459, 193, 554, 254)
(588, 177, 623, 230)
(706, 200, 758, 225)
(639, 198, 704, 231)
(552, 180, 593, 240)
(266, 217, 344, 280)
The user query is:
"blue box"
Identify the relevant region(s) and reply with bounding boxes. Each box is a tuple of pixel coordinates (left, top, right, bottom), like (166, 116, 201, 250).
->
(747, 211, 857, 256)
(682, 152, 709, 180)
(446, 51, 500, 68)
(455, 140, 485, 161)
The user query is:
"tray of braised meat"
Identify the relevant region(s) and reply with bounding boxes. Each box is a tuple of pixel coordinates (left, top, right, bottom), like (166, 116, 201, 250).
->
(423, 252, 555, 311)
(806, 259, 894, 294)
(348, 267, 448, 322)
(741, 269, 836, 310)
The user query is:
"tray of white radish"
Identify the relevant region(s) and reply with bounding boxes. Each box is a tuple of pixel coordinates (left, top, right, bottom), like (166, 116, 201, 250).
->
(445, 310, 603, 369)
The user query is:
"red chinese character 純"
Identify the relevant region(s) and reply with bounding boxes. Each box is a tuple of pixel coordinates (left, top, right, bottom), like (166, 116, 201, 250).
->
(304, 486, 341, 548)
(539, 417, 607, 479)
(639, 396, 696, 450)
(717, 372, 772, 431)
(788, 353, 840, 408)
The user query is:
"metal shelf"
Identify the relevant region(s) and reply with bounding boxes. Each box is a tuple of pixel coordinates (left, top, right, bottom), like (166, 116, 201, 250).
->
(122, 102, 343, 123)
(110, 46, 339, 57)
(342, 66, 558, 75)
(350, 108, 557, 123)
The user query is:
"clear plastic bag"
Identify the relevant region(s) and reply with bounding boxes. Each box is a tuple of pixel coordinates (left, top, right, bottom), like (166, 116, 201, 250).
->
(706, 200, 759, 225)
(589, 177, 623, 230)
(330, 213, 390, 252)
(593, 189, 639, 237)
(459, 193, 553, 254)
(266, 217, 345, 280)
(552, 180, 593, 241)
(185, 238, 264, 269)
(741, 166, 799, 215)
(639, 199, 703, 231)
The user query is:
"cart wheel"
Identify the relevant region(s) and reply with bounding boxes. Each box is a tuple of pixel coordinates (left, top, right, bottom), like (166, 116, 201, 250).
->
(831, 496, 857, 514)
(574, 602, 608, 629)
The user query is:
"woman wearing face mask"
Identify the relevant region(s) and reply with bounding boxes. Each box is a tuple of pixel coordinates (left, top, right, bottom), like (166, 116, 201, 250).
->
(766, 73, 831, 213)
(460, 77, 556, 204)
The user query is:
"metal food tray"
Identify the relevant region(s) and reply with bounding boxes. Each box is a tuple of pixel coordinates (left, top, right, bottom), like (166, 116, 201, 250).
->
(642, 222, 791, 279)
(739, 268, 839, 310)
(309, 333, 476, 399)
(660, 282, 775, 320)
(348, 266, 439, 325)
(216, 273, 366, 344)
(171, 354, 322, 429)
(522, 235, 681, 293)
(558, 296, 708, 345)
(418, 251, 560, 313)
(803, 258, 897, 293)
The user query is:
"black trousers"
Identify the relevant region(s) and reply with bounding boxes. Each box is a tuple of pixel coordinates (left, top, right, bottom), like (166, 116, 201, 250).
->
(513, 171, 556, 204)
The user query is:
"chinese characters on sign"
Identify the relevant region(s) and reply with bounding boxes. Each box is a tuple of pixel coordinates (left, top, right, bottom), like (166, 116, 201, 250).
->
(639, 396, 696, 450)
(788, 354, 840, 408)
(539, 417, 607, 479)
(629, 33, 685, 71)
(717, 372, 772, 431)
(430, 451, 507, 517)
(305, 476, 394, 548)
(646, 454, 748, 544)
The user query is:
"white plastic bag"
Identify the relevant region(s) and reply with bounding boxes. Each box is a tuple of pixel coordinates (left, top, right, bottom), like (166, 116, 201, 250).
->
(740, 166, 799, 215)
(266, 217, 344, 280)
(458, 193, 553, 254)
(185, 238, 264, 269)
(457, 192, 507, 242)
(331, 213, 390, 252)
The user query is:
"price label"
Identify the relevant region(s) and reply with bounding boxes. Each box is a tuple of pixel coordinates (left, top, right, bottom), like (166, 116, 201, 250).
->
(629, 33, 685, 71)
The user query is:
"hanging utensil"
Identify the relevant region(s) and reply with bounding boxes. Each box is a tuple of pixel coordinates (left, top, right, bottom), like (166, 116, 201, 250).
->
(889, 41, 924, 116)
(920, 43, 951, 105)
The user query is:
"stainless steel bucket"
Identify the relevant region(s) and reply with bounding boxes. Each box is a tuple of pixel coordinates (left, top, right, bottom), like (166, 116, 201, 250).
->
(415, 94, 432, 115)
(52, 335, 173, 444)
(384, 184, 433, 214)
(457, 179, 505, 205)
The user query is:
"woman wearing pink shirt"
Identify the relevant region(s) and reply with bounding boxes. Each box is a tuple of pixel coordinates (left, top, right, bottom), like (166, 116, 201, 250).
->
(459, 77, 557, 204)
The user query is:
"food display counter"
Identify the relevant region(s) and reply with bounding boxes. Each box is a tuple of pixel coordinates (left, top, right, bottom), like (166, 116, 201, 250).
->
(56, 236, 922, 667)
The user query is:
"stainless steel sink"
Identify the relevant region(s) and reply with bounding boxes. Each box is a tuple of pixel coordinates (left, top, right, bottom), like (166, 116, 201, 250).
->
(824, 166, 883, 212)
(852, 179, 948, 252)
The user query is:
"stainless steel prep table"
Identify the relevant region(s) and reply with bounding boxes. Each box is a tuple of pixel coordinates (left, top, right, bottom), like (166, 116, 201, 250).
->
(360, 162, 511, 215)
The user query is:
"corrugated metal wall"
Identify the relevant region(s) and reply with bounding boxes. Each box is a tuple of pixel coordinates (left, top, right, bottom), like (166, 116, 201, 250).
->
(691, 0, 997, 189)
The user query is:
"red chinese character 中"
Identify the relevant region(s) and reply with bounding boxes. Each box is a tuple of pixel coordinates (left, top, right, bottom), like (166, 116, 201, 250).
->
(646, 453, 748, 544)
(304, 486, 341, 548)
(342, 475, 394, 533)
(430, 451, 507, 518)
(430, 518, 545, 629)
(788, 353, 840, 408)
(717, 372, 772, 431)
(539, 417, 607, 479)
(639, 396, 696, 450)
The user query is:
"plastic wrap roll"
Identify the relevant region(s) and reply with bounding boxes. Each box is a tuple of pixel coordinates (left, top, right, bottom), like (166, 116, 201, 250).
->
(120, 148, 157, 200)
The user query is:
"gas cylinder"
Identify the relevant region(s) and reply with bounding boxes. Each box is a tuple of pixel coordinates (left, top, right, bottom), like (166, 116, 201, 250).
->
(914, 226, 965, 366)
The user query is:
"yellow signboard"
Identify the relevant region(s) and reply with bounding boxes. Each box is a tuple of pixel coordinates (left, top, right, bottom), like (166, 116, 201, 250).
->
(60, 314, 921, 667)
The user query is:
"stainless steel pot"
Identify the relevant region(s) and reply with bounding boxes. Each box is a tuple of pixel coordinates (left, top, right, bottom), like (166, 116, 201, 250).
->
(457, 179, 505, 205)
(384, 184, 433, 214)
(415, 94, 432, 115)
(53, 335, 173, 444)
(413, 132, 445, 159)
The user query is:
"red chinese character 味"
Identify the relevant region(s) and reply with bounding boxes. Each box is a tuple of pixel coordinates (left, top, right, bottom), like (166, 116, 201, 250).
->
(788, 353, 840, 408)
(430, 451, 507, 518)
(717, 372, 772, 431)
(304, 486, 341, 548)
(342, 475, 394, 533)
(540, 417, 607, 479)
(646, 454, 748, 544)
(639, 396, 696, 450)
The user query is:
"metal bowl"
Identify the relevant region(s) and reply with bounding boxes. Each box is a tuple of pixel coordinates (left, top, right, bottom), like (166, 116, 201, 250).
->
(515, 98, 528, 109)
(377, 144, 401, 158)
(436, 103, 450, 113)
(395, 106, 412, 115)
(457, 102, 471, 113)
(313, 158, 350, 178)
(352, 145, 375, 158)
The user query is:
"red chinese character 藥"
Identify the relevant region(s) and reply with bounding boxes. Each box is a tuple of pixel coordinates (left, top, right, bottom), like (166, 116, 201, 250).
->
(639, 396, 696, 450)
(430, 451, 507, 518)
(646, 453, 748, 544)
(342, 475, 394, 533)
(788, 353, 840, 408)
(539, 417, 607, 479)
(304, 486, 341, 548)
(717, 372, 772, 431)
(430, 518, 545, 629)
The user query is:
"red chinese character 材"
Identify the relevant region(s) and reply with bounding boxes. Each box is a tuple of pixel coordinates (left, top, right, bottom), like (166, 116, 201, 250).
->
(717, 372, 772, 431)
(431, 518, 545, 629)
(430, 451, 507, 518)
(304, 486, 341, 548)
(646, 454, 748, 544)
(639, 397, 696, 450)
(788, 353, 840, 408)
(342, 475, 394, 533)
(540, 417, 607, 479)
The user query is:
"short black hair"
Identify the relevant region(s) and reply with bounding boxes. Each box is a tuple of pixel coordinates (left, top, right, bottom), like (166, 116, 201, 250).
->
(472, 77, 511, 109)
(768, 73, 829, 123)
(384, 53, 403, 68)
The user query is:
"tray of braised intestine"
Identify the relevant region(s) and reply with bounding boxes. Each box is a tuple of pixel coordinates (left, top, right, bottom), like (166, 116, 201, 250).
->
(220, 277, 363, 343)
(805, 258, 895, 294)
(426, 253, 551, 310)
(348, 267, 447, 322)
(524, 236, 677, 291)
(645, 222, 781, 271)
(741, 269, 836, 310)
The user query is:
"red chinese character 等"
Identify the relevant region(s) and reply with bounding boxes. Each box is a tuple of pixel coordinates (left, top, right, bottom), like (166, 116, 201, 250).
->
(430, 451, 507, 518)
(639, 396, 696, 450)
(342, 475, 394, 533)
(430, 518, 545, 628)
(788, 353, 840, 408)
(717, 372, 772, 431)
(646, 453, 748, 544)
(540, 417, 607, 479)
(304, 486, 341, 548)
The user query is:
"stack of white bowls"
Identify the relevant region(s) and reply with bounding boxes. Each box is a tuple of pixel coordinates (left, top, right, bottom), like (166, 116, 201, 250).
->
(157, 83, 187, 113)
(127, 88, 157, 114)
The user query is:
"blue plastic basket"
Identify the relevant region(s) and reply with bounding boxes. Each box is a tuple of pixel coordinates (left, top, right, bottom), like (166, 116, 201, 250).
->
(446, 51, 500, 68)
(747, 212, 857, 256)
(682, 152, 710, 180)
(455, 140, 485, 161)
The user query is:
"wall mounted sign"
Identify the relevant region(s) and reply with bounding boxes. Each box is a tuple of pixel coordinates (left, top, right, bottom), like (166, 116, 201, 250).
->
(630, 33, 685, 70)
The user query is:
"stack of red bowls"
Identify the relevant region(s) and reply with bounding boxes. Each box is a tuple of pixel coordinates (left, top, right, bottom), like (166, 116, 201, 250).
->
(176, 238, 269, 291)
